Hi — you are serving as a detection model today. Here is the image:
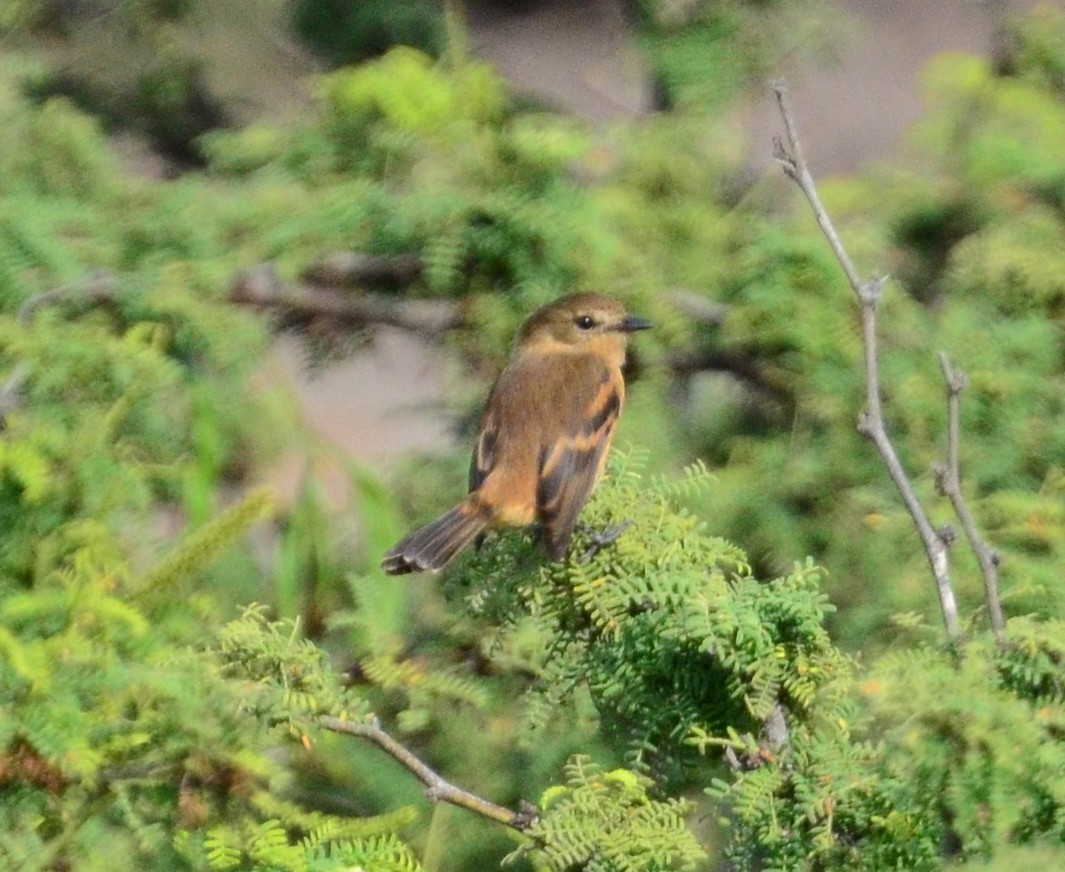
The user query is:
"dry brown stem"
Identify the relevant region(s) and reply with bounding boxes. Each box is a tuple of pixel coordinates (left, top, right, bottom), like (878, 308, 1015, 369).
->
(772, 82, 961, 641)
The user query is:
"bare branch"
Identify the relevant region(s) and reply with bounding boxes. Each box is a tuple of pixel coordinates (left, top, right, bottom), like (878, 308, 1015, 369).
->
(318, 715, 536, 831)
(772, 82, 961, 641)
(666, 288, 729, 326)
(16, 271, 119, 324)
(230, 262, 464, 337)
(772, 95, 864, 294)
(300, 251, 424, 289)
(935, 352, 1006, 643)
(0, 364, 29, 430)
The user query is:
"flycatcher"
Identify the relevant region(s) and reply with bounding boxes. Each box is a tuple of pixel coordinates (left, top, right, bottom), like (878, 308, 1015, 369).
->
(382, 293, 652, 574)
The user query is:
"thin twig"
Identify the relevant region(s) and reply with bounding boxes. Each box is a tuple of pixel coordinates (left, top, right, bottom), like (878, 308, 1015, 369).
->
(772, 82, 961, 641)
(0, 363, 29, 429)
(15, 271, 118, 324)
(935, 353, 1006, 643)
(318, 715, 537, 831)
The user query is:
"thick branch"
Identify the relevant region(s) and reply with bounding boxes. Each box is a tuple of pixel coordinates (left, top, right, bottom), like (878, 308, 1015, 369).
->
(934, 353, 1006, 643)
(318, 715, 536, 831)
(666, 346, 792, 402)
(300, 251, 424, 289)
(230, 263, 463, 337)
(772, 82, 960, 641)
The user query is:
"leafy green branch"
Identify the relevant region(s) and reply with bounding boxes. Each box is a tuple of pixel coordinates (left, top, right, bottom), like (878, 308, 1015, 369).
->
(216, 607, 533, 828)
(215, 605, 706, 869)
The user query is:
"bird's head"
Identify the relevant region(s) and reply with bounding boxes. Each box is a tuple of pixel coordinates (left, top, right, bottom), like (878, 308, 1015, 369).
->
(515, 293, 653, 356)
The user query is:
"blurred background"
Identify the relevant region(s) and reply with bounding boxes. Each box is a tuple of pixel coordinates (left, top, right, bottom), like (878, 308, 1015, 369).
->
(3, 0, 1065, 868)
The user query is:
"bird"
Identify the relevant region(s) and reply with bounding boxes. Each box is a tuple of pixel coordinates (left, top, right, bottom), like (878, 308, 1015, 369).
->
(382, 293, 653, 574)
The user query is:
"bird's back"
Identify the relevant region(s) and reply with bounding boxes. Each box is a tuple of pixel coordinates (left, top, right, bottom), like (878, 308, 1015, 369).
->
(471, 347, 623, 538)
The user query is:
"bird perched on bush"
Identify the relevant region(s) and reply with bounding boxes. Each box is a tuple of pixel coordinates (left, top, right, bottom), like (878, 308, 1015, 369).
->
(382, 293, 652, 574)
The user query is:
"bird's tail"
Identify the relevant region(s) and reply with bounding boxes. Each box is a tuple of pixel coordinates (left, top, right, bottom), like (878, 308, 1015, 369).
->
(382, 500, 490, 575)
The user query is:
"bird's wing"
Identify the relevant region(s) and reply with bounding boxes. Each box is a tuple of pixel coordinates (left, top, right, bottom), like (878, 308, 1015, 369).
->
(468, 352, 623, 559)
(469, 391, 500, 494)
(535, 358, 623, 560)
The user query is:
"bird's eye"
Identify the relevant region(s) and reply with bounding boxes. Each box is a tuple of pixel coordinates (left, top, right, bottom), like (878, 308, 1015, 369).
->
(575, 315, 596, 330)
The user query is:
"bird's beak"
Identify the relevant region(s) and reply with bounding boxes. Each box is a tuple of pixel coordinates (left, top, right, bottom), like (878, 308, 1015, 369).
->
(618, 315, 654, 332)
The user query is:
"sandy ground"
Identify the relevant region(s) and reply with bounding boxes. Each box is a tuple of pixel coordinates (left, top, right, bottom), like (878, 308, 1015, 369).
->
(262, 331, 461, 510)
(742, 0, 1045, 176)
(466, 0, 1047, 175)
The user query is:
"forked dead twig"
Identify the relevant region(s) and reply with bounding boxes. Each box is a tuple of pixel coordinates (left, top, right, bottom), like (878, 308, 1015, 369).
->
(771, 82, 961, 641)
(934, 353, 1006, 643)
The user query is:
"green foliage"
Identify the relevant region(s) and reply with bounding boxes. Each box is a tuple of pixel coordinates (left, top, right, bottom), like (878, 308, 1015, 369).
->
(445, 451, 848, 783)
(706, 724, 943, 871)
(292, 0, 443, 67)
(7, 5, 1065, 870)
(0, 288, 276, 864)
(8, 0, 223, 163)
(632, 0, 838, 109)
(1, 94, 118, 198)
(0, 481, 274, 870)
(0, 0, 40, 34)
(217, 458, 849, 870)
(199, 46, 654, 371)
(210, 451, 1065, 871)
(216, 604, 372, 734)
(317, 47, 505, 143)
(665, 10, 1065, 650)
(0, 52, 377, 870)
(177, 799, 423, 871)
(697, 618, 1065, 871)
(306, 49, 608, 321)
(138, 488, 275, 594)
(1007, 4, 1065, 94)
(860, 623, 1065, 862)
(509, 755, 706, 871)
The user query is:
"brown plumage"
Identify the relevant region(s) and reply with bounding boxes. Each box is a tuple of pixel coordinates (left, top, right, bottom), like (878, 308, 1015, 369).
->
(382, 293, 652, 574)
